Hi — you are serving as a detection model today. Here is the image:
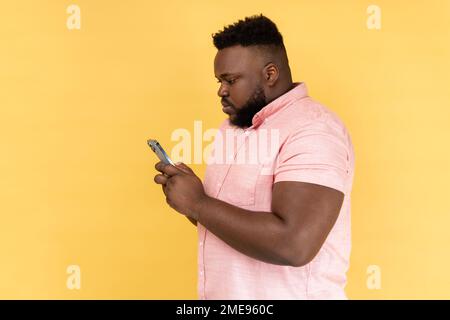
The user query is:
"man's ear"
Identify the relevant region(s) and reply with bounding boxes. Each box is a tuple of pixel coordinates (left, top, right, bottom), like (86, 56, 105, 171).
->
(262, 62, 279, 87)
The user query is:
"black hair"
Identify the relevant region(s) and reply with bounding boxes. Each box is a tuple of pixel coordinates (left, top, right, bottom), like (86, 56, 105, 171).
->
(212, 14, 285, 50)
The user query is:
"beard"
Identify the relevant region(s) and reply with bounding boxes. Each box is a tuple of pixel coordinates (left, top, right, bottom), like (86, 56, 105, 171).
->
(229, 85, 267, 129)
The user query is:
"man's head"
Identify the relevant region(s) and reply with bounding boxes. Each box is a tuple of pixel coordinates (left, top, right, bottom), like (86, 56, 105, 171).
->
(213, 14, 293, 128)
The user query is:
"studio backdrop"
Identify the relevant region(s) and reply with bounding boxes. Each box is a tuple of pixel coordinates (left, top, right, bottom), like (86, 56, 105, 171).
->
(1, 0, 449, 299)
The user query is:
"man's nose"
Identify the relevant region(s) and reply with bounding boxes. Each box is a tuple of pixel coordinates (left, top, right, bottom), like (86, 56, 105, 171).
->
(217, 83, 229, 97)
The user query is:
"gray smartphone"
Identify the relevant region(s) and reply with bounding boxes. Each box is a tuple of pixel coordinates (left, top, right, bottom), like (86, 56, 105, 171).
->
(147, 139, 175, 165)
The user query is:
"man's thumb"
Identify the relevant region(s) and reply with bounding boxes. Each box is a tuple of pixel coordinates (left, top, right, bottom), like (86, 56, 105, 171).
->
(175, 162, 194, 174)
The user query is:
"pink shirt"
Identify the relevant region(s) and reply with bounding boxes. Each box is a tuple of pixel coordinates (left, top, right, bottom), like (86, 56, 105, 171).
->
(198, 82, 355, 299)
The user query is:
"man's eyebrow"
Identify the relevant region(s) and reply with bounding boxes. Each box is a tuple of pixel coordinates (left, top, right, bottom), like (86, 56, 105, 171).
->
(216, 73, 240, 79)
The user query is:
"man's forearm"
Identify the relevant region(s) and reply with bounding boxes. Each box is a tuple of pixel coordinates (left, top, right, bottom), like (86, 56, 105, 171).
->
(195, 196, 295, 266)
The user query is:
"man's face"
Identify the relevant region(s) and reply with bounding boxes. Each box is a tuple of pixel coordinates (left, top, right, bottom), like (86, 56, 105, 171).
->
(214, 45, 267, 128)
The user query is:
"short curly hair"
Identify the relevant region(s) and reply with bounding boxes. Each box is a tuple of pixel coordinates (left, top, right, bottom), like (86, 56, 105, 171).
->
(212, 14, 285, 50)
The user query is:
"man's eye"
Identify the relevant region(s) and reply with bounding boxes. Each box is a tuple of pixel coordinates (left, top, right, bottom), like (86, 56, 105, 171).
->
(216, 79, 236, 85)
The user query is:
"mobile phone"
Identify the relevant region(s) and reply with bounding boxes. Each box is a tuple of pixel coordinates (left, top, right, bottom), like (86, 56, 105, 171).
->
(147, 139, 175, 165)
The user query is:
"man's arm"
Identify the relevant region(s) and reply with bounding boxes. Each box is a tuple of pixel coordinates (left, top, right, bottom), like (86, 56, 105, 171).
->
(153, 162, 344, 267)
(195, 181, 344, 267)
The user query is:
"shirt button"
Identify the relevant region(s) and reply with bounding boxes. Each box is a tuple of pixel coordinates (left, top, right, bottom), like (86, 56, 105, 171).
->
(199, 242, 203, 247)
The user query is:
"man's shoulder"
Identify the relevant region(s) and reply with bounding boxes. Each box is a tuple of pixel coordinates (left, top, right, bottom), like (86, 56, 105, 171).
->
(275, 97, 349, 135)
(275, 97, 354, 162)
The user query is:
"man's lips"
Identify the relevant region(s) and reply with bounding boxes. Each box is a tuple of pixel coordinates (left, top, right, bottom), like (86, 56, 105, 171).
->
(221, 101, 235, 114)
(222, 105, 235, 115)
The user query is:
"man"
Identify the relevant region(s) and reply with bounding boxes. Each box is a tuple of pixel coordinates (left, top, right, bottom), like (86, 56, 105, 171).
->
(154, 14, 355, 299)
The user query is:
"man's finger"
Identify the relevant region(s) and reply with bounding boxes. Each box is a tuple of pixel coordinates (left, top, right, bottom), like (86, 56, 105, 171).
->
(155, 162, 182, 176)
(155, 161, 165, 172)
(154, 162, 170, 178)
(154, 174, 168, 185)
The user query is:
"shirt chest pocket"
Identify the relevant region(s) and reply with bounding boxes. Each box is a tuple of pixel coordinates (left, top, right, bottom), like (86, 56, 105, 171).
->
(218, 164, 261, 207)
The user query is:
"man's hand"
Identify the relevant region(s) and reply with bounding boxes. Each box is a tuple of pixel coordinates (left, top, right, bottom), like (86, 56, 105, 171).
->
(153, 161, 208, 220)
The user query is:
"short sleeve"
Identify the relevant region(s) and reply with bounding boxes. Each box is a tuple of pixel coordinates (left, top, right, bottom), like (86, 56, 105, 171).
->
(274, 120, 350, 193)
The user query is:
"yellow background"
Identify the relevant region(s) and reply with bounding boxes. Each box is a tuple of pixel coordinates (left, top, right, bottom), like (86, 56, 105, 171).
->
(1, 0, 449, 299)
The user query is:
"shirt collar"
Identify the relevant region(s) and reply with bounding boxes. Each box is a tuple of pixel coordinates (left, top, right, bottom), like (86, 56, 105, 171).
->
(250, 82, 308, 129)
